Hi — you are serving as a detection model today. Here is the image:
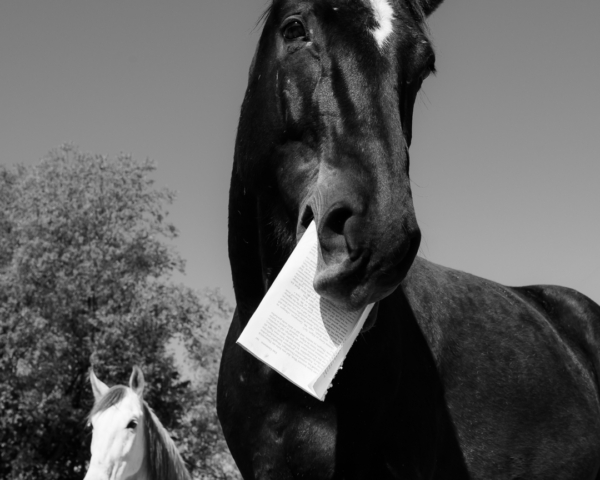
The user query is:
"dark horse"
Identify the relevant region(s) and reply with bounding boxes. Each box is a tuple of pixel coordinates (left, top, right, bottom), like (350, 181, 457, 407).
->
(217, 1, 600, 478)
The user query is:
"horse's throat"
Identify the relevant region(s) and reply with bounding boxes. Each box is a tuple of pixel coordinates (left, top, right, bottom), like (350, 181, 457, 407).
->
(126, 468, 150, 480)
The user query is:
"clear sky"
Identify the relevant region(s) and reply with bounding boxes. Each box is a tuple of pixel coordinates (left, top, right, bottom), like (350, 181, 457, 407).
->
(1, 0, 598, 305)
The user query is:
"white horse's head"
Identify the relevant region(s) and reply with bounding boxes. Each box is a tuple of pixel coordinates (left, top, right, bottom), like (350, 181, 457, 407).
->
(84, 367, 146, 480)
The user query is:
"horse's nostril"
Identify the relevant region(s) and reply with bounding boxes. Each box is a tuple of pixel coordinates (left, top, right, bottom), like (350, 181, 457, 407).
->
(323, 206, 353, 236)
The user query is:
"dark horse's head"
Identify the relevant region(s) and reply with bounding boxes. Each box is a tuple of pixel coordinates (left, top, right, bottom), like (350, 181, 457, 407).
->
(230, 0, 441, 315)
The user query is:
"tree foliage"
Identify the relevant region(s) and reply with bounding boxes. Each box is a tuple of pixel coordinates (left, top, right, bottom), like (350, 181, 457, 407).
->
(173, 293, 240, 480)
(0, 146, 239, 479)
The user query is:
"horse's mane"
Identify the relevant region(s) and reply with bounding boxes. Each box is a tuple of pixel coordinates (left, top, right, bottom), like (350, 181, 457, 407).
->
(255, 3, 272, 30)
(142, 401, 192, 480)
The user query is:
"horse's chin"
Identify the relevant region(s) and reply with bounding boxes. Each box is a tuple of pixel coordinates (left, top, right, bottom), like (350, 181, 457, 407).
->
(314, 264, 401, 312)
(361, 302, 380, 332)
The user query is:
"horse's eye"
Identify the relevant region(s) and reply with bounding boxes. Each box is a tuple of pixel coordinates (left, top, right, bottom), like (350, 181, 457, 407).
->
(283, 20, 306, 40)
(126, 420, 138, 430)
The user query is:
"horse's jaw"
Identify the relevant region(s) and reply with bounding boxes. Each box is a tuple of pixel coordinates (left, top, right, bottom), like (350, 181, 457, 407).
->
(361, 302, 380, 332)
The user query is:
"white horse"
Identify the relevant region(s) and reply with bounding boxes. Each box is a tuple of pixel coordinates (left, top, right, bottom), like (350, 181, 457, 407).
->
(84, 366, 191, 480)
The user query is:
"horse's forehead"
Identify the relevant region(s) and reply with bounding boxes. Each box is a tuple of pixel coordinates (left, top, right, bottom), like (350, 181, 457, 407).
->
(271, 0, 396, 49)
(271, 0, 394, 23)
(368, 0, 395, 47)
(93, 389, 142, 426)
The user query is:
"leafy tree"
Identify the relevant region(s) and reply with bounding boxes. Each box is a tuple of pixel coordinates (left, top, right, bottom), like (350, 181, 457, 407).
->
(0, 146, 239, 479)
(174, 292, 240, 479)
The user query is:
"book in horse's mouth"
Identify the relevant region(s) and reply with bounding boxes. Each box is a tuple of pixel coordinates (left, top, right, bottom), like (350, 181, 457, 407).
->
(237, 221, 374, 400)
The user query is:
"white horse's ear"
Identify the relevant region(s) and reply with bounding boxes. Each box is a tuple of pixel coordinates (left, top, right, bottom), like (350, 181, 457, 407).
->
(90, 368, 109, 402)
(129, 366, 145, 397)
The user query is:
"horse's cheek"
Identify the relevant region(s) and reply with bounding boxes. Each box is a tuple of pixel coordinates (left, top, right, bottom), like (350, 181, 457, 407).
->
(122, 435, 144, 477)
(279, 54, 320, 125)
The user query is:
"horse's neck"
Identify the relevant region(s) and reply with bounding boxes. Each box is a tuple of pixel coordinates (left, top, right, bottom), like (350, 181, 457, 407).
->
(130, 462, 189, 480)
(128, 470, 150, 480)
(141, 403, 191, 480)
(134, 464, 191, 480)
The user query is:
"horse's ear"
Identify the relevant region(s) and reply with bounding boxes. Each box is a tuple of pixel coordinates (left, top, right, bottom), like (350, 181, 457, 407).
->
(90, 368, 109, 402)
(129, 366, 145, 397)
(414, 0, 443, 17)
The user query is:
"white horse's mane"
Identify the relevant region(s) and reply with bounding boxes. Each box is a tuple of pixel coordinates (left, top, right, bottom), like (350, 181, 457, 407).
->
(141, 401, 191, 480)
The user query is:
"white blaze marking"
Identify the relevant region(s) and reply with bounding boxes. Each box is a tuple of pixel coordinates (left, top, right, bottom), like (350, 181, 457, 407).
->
(369, 0, 394, 48)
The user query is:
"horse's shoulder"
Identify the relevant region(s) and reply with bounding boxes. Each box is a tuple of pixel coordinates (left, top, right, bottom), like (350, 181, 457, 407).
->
(511, 283, 600, 377)
(511, 283, 600, 325)
(405, 256, 600, 325)
(402, 257, 600, 376)
(402, 256, 533, 325)
(400, 259, 600, 464)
